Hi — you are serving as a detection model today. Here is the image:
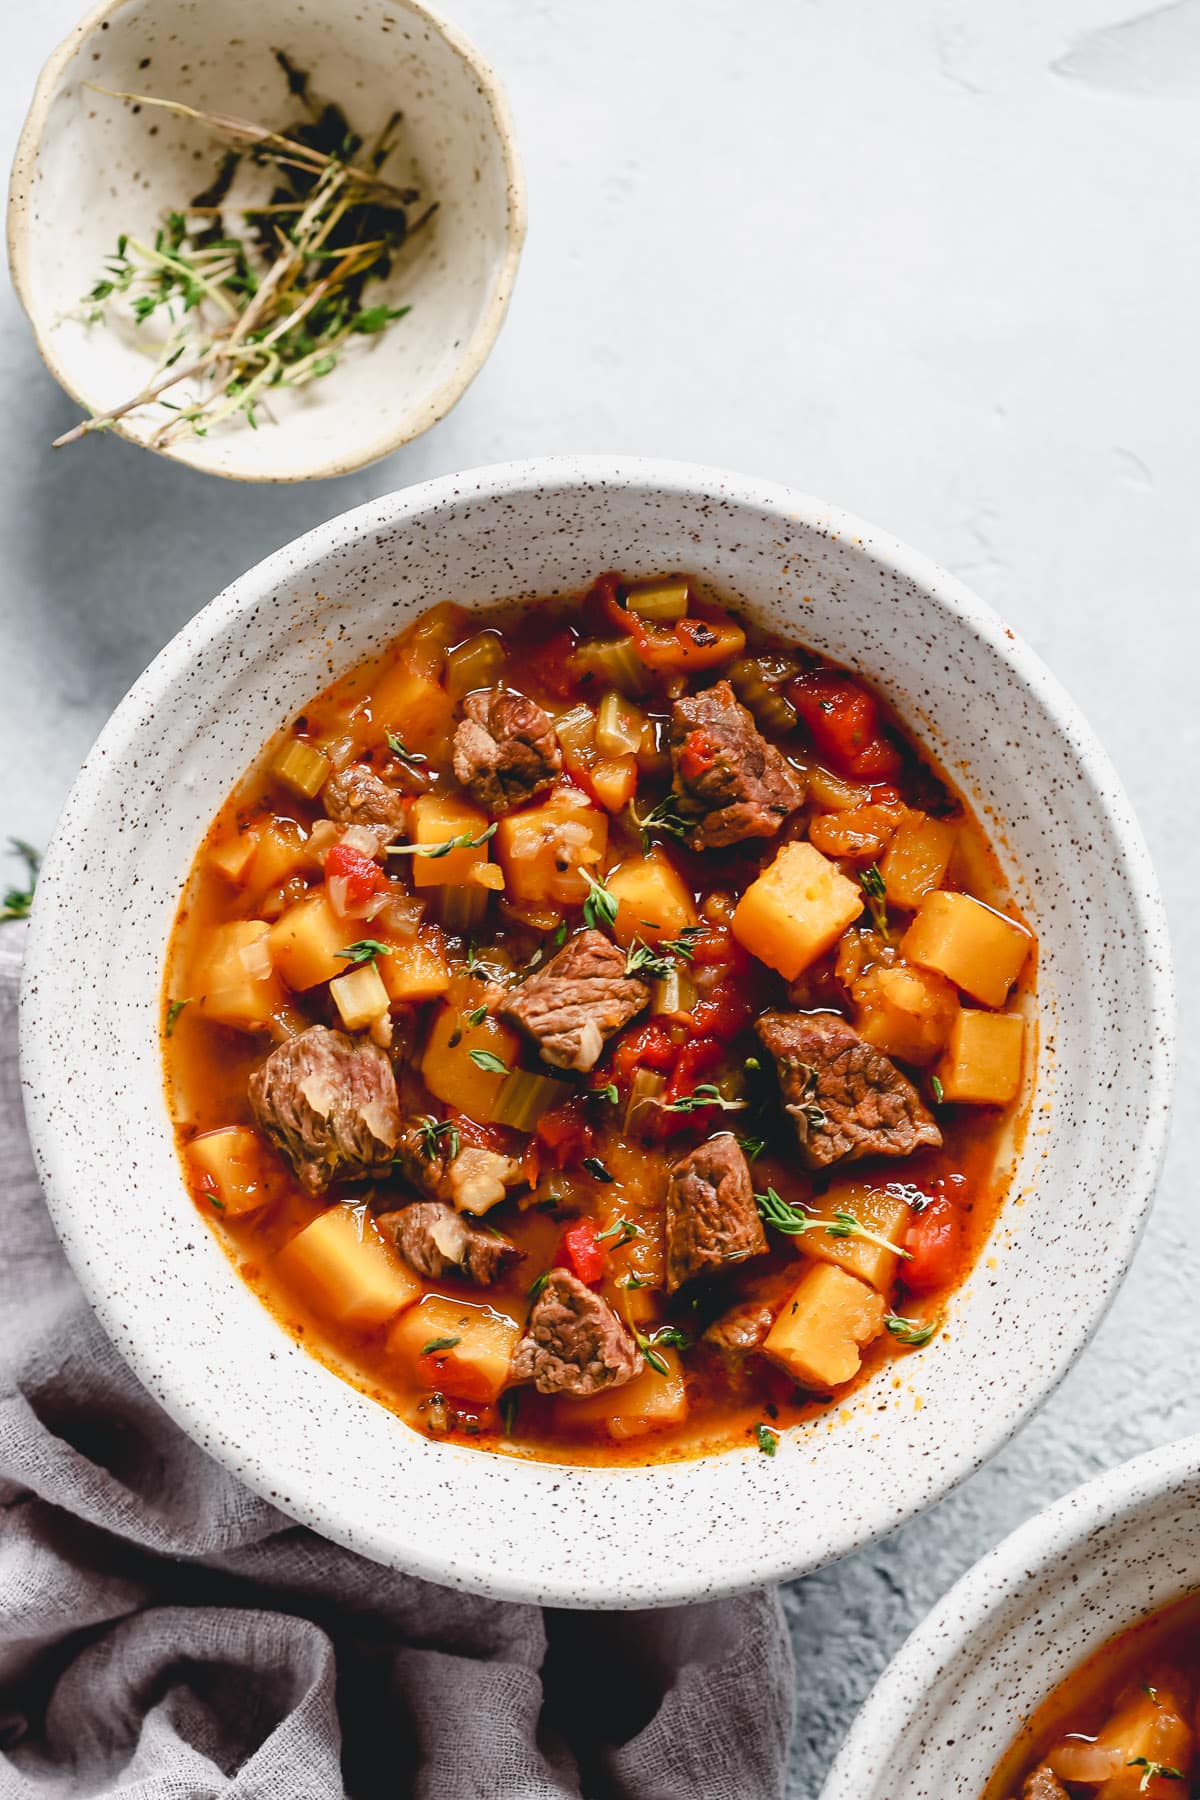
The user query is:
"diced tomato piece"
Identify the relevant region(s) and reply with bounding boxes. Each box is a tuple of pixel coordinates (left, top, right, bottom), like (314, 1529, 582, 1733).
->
(788, 670, 903, 783)
(535, 1099, 594, 1168)
(611, 1020, 678, 1087)
(687, 925, 752, 972)
(902, 1195, 963, 1292)
(662, 1036, 723, 1105)
(678, 728, 720, 783)
(521, 1139, 541, 1189)
(526, 627, 580, 701)
(689, 975, 753, 1041)
(558, 1218, 605, 1285)
(324, 841, 386, 908)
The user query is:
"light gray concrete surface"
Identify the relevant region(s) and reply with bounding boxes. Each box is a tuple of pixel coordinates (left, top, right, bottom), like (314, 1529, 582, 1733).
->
(2, 3, 1196, 1793)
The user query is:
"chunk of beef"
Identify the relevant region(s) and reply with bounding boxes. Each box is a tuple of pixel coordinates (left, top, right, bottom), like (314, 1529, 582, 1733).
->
(249, 1025, 400, 1194)
(510, 1269, 640, 1396)
(452, 688, 561, 815)
(665, 1132, 767, 1291)
(756, 1010, 942, 1169)
(670, 680, 802, 850)
(1022, 1771, 1069, 1800)
(392, 1119, 522, 1214)
(376, 1201, 521, 1285)
(323, 763, 414, 843)
(500, 929, 648, 1073)
(702, 1296, 776, 1357)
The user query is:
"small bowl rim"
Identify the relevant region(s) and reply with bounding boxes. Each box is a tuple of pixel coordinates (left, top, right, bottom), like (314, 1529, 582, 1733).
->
(17, 456, 1176, 1604)
(6, 0, 528, 483)
(819, 1434, 1200, 1799)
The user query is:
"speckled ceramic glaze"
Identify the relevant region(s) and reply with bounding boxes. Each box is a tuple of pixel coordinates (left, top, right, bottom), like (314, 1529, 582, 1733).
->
(821, 1437, 1200, 1798)
(19, 459, 1173, 1607)
(7, 0, 525, 481)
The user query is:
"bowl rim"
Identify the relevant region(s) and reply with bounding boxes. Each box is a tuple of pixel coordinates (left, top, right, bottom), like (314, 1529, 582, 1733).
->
(18, 456, 1176, 1604)
(5, 0, 528, 483)
(819, 1434, 1200, 1798)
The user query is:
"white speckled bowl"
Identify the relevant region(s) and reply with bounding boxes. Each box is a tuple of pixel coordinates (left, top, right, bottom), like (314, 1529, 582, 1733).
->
(18, 459, 1173, 1607)
(7, 0, 525, 481)
(821, 1438, 1200, 1799)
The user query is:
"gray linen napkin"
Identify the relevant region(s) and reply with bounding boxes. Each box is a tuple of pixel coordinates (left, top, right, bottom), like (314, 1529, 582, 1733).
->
(0, 925, 794, 1798)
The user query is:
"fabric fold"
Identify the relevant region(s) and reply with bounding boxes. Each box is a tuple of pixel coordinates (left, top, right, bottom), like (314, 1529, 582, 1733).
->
(0, 925, 793, 1796)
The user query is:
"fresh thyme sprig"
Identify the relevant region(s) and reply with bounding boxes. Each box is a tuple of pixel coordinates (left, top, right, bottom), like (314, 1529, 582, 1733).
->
(413, 1117, 461, 1164)
(755, 1422, 779, 1456)
(858, 863, 889, 937)
(468, 1049, 509, 1075)
(59, 79, 435, 449)
(632, 792, 689, 852)
(1, 839, 40, 921)
(636, 1324, 689, 1375)
(388, 824, 497, 861)
(595, 1217, 642, 1247)
(581, 870, 619, 931)
(1127, 1761, 1183, 1791)
(826, 1211, 914, 1260)
(386, 731, 427, 767)
(660, 1083, 747, 1115)
(885, 1313, 940, 1347)
(755, 1188, 813, 1236)
(335, 938, 391, 966)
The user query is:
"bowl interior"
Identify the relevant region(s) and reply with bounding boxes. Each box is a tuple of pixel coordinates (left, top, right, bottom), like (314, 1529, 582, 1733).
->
(820, 1442, 1200, 1799)
(9, 0, 522, 480)
(18, 461, 1172, 1606)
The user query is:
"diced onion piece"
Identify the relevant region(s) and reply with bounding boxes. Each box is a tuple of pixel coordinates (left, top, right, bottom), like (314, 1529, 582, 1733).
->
(307, 819, 343, 858)
(469, 862, 506, 892)
(446, 631, 506, 699)
(624, 1067, 666, 1136)
(1047, 1740, 1126, 1784)
(339, 824, 386, 859)
(595, 691, 647, 758)
(236, 934, 275, 982)
(326, 874, 351, 919)
(329, 961, 390, 1031)
(379, 892, 426, 939)
(319, 732, 359, 773)
(624, 577, 690, 622)
(273, 737, 331, 800)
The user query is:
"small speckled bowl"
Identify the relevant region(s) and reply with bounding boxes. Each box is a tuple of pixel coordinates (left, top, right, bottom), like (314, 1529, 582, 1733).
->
(7, 0, 525, 481)
(821, 1437, 1200, 1798)
(18, 459, 1173, 1607)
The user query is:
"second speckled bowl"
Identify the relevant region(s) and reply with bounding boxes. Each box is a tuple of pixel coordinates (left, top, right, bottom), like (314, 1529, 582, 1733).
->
(821, 1439, 1200, 1799)
(19, 458, 1173, 1606)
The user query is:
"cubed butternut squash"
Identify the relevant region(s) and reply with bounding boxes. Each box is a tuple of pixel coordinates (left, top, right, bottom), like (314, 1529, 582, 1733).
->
(853, 963, 960, 1065)
(194, 920, 286, 1030)
(606, 848, 698, 949)
(268, 892, 359, 991)
(880, 812, 957, 910)
(410, 793, 492, 890)
(368, 659, 455, 756)
(274, 1204, 423, 1329)
(378, 936, 451, 1004)
(188, 1126, 275, 1217)
(387, 1294, 521, 1404)
(329, 960, 390, 1031)
(421, 1002, 520, 1119)
(901, 890, 1032, 1007)
(936, 1009, 1025, 1104)
(207, 830, 259, 885)
(763, 1262, 885, 1390)
(570, 1347, 688, 1439)
(799, 1182, 913, 1292)
(731, 841, 863, 980)
(590, 755, 639, 813)
(246, 818, 313, 896)
(494, 788, 608, 906)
